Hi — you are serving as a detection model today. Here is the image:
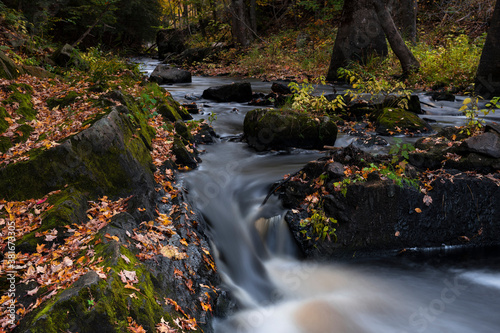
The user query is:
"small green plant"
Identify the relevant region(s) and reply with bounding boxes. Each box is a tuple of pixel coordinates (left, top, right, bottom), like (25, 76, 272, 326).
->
(288, 76, 346, 115)
(389, 138, 416, 164)
(459, 96, 498, 135)
(208, 112, 217, 125)
(300, 208, 337, 242)
(338, 68, 413, 109)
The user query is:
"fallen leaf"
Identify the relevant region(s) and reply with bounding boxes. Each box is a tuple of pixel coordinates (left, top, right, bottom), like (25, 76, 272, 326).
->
(121, 254, 131, 264)
(62, 257, 73, 267)
(423, 195, 433, 206)
(45, 234, 57, 242)
(156, 317, 177, 333)
(125, 283, 140, 292)
(160, 245, 188, 260)
(27, 287, 39, 296)
(415, 208, 422, 213)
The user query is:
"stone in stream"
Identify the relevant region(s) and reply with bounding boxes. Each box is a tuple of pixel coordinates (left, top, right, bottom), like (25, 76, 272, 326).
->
(275, 145, 500, 259)
(149, 64, 192, 84)
(202, 82, 253, 103)
(243, 108, 338, 151)
(462, 130, 500, 158)
(372, 107, 433, 136)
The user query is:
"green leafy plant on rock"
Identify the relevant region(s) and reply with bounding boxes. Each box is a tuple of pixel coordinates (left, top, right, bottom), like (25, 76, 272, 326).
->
(300, 208, 338, 242)
(288, 76, 346, 115)
(459, 95, 498, 135)
(338, 68, 413, 109)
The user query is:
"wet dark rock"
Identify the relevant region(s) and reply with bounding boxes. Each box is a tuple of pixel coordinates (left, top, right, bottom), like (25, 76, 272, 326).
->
(243, 109, 338, 151)
(326, 162, 345, 179)
(284, 175, 500, 259)
(194, 123, 219, 145)
(277, 146, 500, 259)
(249, 92, 274, 106)
(202, 82, 253, 103)
(271, 82, 292, 95)
(172, 136, 200, 169)
(462, 131, 500, 158)
(150, 64, 192, 84)
(429, 91, 456, 102)
(182, 102, 200, 114)
(175, 120, 194, 142)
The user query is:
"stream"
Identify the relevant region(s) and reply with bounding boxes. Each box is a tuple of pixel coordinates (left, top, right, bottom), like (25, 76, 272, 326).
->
(137, 58, 500, 333)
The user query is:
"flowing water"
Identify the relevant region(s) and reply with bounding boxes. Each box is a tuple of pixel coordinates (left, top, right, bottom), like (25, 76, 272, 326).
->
(137, 59, 500, 333)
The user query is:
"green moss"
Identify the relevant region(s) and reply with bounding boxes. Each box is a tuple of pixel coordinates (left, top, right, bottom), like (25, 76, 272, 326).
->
(4, 84, 36, 121)
(13, 123, 34, 143)
(0, 106, 9, 133)
(0, 51, 24, 79)
(22, 242, 178, 333)
(0, 109, 153, 201)
(0, 136, 12, 153)
(46, 91, 79, 109)
(16, 187, 88, 253)
(373, 107, 432, 135)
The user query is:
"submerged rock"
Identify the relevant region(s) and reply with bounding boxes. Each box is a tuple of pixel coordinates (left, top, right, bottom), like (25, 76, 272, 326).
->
(243, 109, 338, 151)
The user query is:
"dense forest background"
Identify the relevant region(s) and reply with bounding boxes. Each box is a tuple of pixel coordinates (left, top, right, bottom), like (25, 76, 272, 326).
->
(0, 0, 498, 92)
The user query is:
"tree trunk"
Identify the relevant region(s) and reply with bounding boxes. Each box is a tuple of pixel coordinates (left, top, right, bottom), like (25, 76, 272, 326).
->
(72, 2, 112, 48)
(231, 0, 253, 46)
(373, 0, 420, 75)
(475, 0, 500, 99)
(388, 0, 418, 43)
(326, 0, 388, 81)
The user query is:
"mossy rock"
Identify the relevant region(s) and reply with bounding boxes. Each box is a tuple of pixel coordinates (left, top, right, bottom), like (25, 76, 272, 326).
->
(15, 242, 179, 333)
(0, 106, 9, 133)
(51, 44, 89, 70)
(0, 50, 25, 79)
(46, 91, 79, 110)
(373, 107, 432, 136)
(16, 187, 88, 253)
(4, 84, 36, 121)
(0, 136, 12, 153)
(172, 136, 199, 169)
(0, 109, 154, 201)
(174, 120, 194, 142)
(243, 109, 338, 151)
(13, 124, 34, 143)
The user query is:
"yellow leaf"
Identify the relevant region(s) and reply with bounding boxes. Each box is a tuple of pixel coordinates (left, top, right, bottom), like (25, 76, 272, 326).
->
(463, 97, 472, 105)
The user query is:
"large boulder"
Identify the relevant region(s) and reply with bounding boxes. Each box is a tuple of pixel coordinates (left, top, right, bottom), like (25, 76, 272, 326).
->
(202, 82, 253, 103)
(243, 109, 338, 151)
(156, 28, 187, 60)
(276, 146, 500, 259)
(149, 64, 192, 84)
